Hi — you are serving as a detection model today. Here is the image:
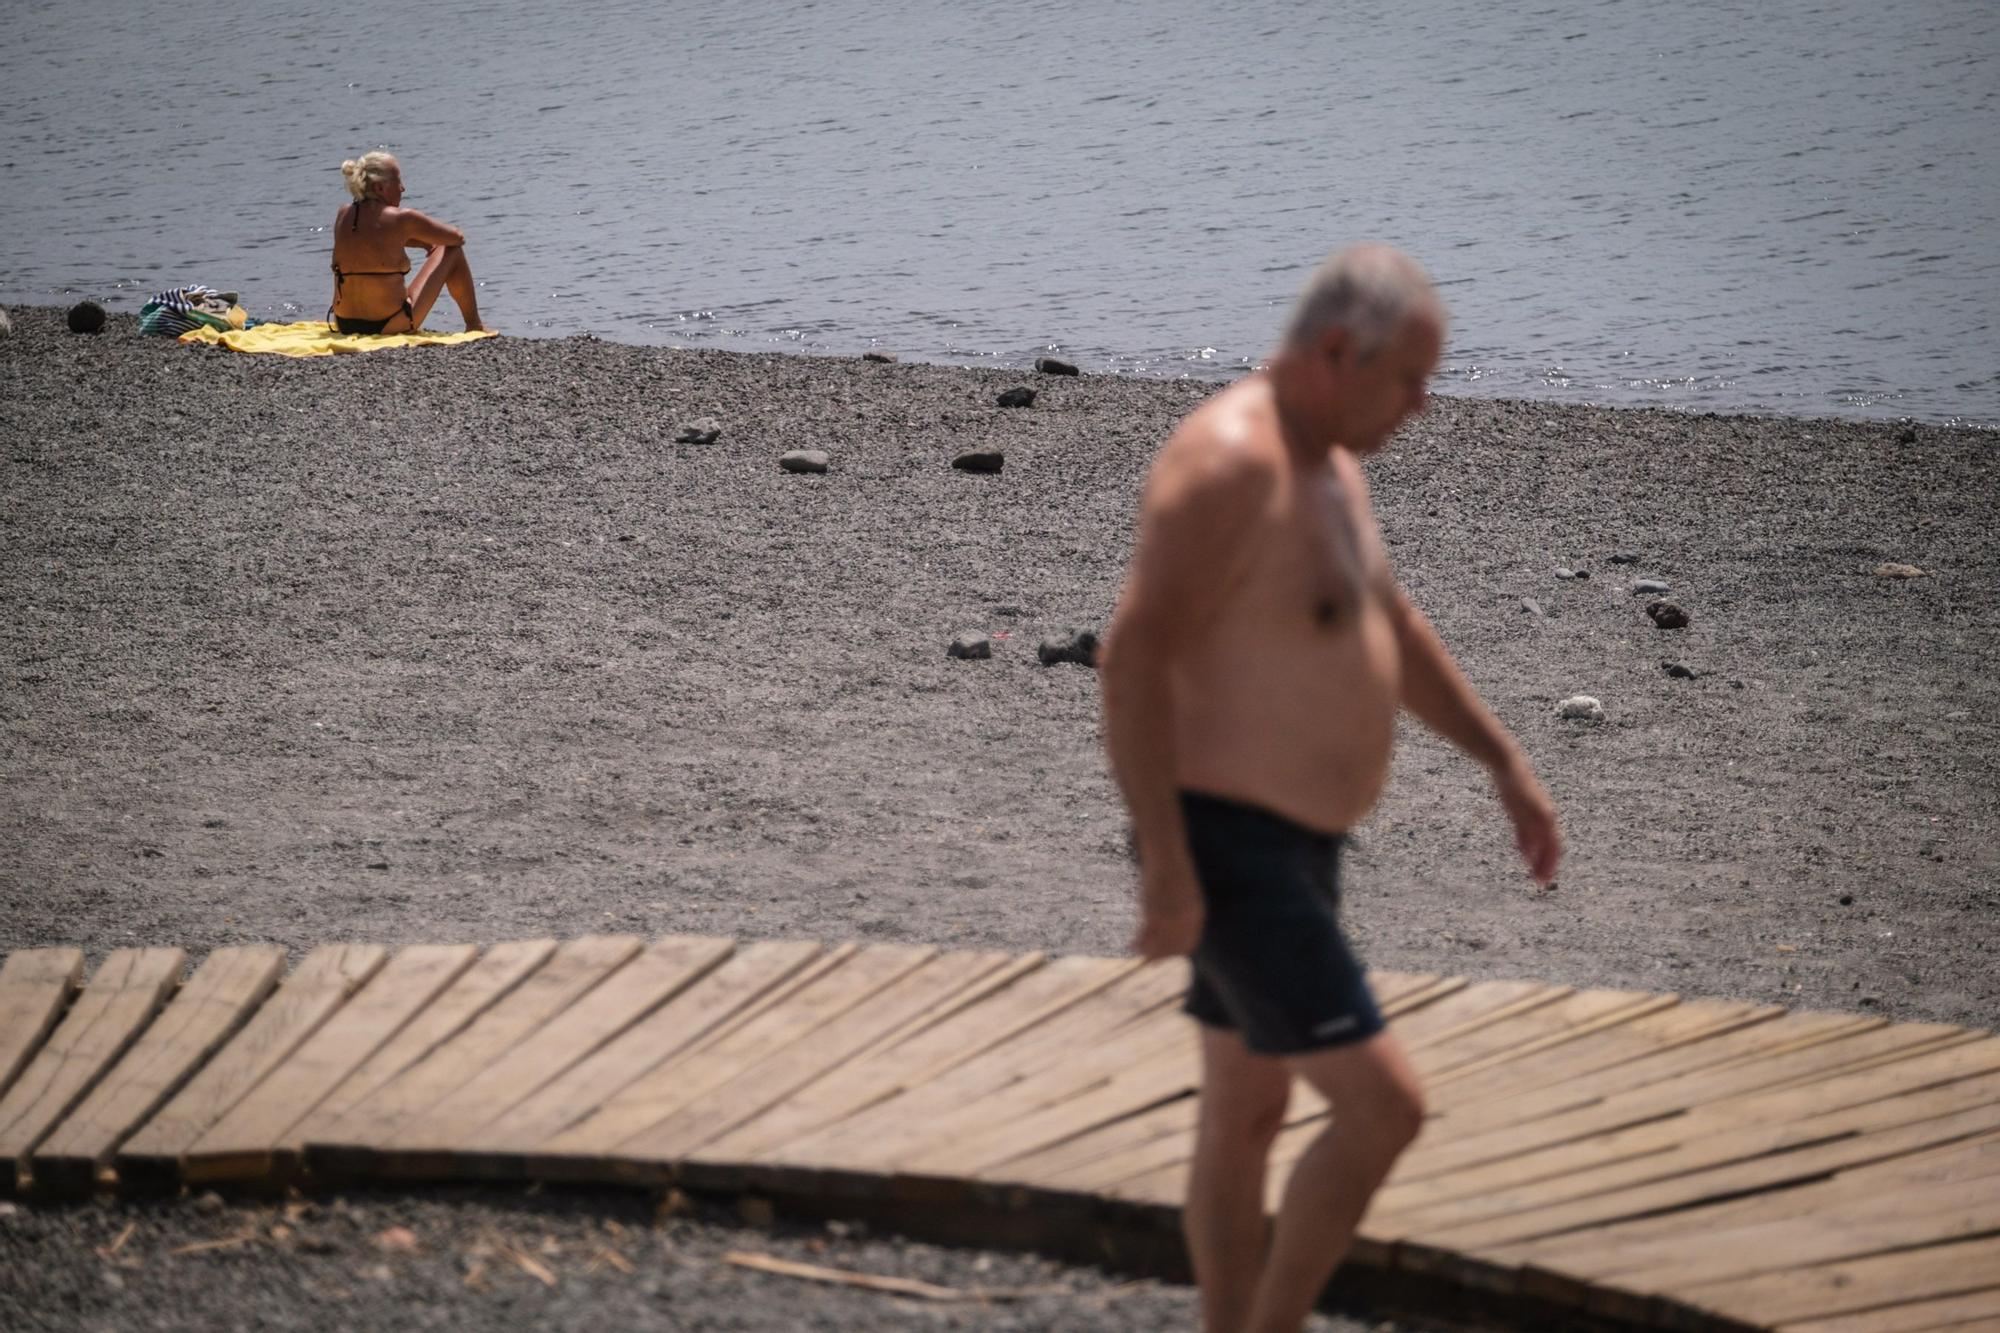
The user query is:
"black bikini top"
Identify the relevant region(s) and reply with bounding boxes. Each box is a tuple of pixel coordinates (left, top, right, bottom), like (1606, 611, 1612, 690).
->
(331, 200, 408, 282)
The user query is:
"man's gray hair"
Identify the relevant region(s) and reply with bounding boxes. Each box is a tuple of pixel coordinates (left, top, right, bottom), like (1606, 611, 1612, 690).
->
(1282, 244, 1441, 357)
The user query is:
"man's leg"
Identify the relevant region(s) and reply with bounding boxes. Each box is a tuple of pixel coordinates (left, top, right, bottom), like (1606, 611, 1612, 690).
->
(1244, 1029, 1424, 1333)
(1186, 1025, 1292, 1333)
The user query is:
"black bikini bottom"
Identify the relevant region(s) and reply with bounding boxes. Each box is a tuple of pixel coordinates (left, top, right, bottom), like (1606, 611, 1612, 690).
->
(334, 301, 413, 335)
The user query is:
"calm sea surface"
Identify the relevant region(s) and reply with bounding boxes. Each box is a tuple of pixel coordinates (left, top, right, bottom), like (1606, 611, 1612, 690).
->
(4, 0, 1995, 424)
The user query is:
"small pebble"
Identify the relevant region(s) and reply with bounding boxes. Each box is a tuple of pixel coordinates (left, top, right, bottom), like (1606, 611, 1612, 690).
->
(67, 300, 106, 334)
(1556, 695, 1605, 722)
(1873, 562, 1926, 579)
(778, 450, 830, 474)
(1631, 578, 1671, 596)
(1520, 597, 1545, 618)
(862, 350, 897, 363)
(952, 449, 1004, 474)
(1034, 356, 1080, 376)
(1838, 894, 1855, 906)
(193, 1190, 226, 1215)
(0, 309, 13, 337)
(674, 418, 722, 445)
(996, 386, 1036, 408)
(1646, 599, 1690, 629)
(947, 631, 992, 661)
(1661, 661, 1697, 679)
(1609, 552, 1639, 564)
(1554, 567, 1577, 580)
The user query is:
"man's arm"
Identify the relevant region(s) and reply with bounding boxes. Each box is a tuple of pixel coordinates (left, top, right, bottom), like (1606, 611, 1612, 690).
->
(1392, 589, 1563, 884)
(1102, 420, 1272, 958)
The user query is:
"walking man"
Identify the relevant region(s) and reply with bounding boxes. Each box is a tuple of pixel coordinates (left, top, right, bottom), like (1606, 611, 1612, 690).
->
(1100, 244, 1562, 1333)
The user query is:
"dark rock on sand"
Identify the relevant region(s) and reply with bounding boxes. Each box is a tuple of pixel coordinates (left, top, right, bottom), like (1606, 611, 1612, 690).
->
(1035, 356, 1080, 376)
(1632, 578, 1671, 596)
(947, 631, 992, 660)
(1898, 425, 1919, 444)
(1662, 661, 1698, 679)
(66, 300, 106, 334)
(779, 449, 830, 474)
(1647, 599, 1691, 629)
(996, 386, 1036, 408)
(952, 449, 1005, 474)
(1609, 551, 1639, 564)
(863, 350, 897, 363)
(675, 418, 723, 444)
(1037, 629, 1100, 668)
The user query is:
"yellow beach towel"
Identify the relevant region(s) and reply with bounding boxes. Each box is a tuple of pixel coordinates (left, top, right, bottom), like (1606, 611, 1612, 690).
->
(179, 321, 496, 357)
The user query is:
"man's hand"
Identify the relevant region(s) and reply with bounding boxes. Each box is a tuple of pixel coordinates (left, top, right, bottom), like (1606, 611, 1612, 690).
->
(1132, 865, 1205, 960)
(1494, 756, 1562, 885)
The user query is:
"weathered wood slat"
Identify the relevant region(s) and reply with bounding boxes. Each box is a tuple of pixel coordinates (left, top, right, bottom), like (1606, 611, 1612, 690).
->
(0, 948, 186, 1187)
(179, 944, 480, 1183)
(710, 954, 1127, 1166)
(764, 958, 1189, 1173)
(0, 949, 86, 1100)
(1496, 1132, 2000, 1276)
(1677, 1234, 2000, 1327)
(303, 935, 641, 1158)
(642, 949, 1017, 1163)
(1775, 1285, 2000, 1332)
(383, 935, 737, 1157)
(31, 945, 284, 1195)
(290, 938, 557, 1149)
(453, 939, 827, 1160)
(114, 944, 385, 1191)
(538, 943, 936, 1172)
(1402, 1080, 2000, 1252)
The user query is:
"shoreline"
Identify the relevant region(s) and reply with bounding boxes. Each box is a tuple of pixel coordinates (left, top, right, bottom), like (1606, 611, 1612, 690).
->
(10, 302, 1995, 431)
(2, 304, 1995, 1331)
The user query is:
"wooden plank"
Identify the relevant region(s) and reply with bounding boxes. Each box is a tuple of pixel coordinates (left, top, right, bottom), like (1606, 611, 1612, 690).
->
(291, 938, 557, 1146)
(636, 950, 1018, 1162)
(941, 1037, 1200, 1179)
(114, 944, 385, 1191)
(303, 935, 642, 1154)
(1606, 1173, 2000, 1295)
(179, 944, 479, 1184)
(1496, 1133, 2000, 1276)
(1777, 1286, 2000, 1333)
(0, 948, 185, 1186)
(1403, 1079, 2000, 1252)
(692, 944, 1072, 1160)
(457, 939, 825, 1156)
(32, 946, 285, 1195)
(710, 954, 1130, 1165)
(1676, 1235, 2000, 1327)
(769, 959, 1190, 1172)
(1424, 990, 1677, 1085)
(969, 971, 1447, 1192)
(1381, 1019, 1965, 1192)
(1388, 979, 1569, 1050)
(539, 943, 936, 1167)
(383, 936, 736, 1152)
(0, 949, 86, 1099)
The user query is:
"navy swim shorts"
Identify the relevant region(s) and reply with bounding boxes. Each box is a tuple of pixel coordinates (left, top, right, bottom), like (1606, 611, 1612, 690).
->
(1179, 790, 1386, 1055)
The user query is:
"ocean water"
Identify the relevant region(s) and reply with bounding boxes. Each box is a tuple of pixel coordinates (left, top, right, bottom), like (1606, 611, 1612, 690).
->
(3, 0, 1995, 424)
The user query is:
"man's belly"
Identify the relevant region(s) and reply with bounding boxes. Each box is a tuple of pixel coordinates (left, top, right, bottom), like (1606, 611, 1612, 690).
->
(1171, 620, 1401, 834)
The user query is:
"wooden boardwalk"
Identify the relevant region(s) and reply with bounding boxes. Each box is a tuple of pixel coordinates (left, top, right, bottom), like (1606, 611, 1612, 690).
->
(2, 938, 1996, 1331)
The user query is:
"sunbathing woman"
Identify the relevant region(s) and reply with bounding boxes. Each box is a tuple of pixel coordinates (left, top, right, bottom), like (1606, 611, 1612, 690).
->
(329, 151, 485, 334)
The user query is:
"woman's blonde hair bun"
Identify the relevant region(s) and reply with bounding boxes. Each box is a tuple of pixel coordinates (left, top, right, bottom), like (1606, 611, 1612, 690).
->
(339, 151, 399, 201)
